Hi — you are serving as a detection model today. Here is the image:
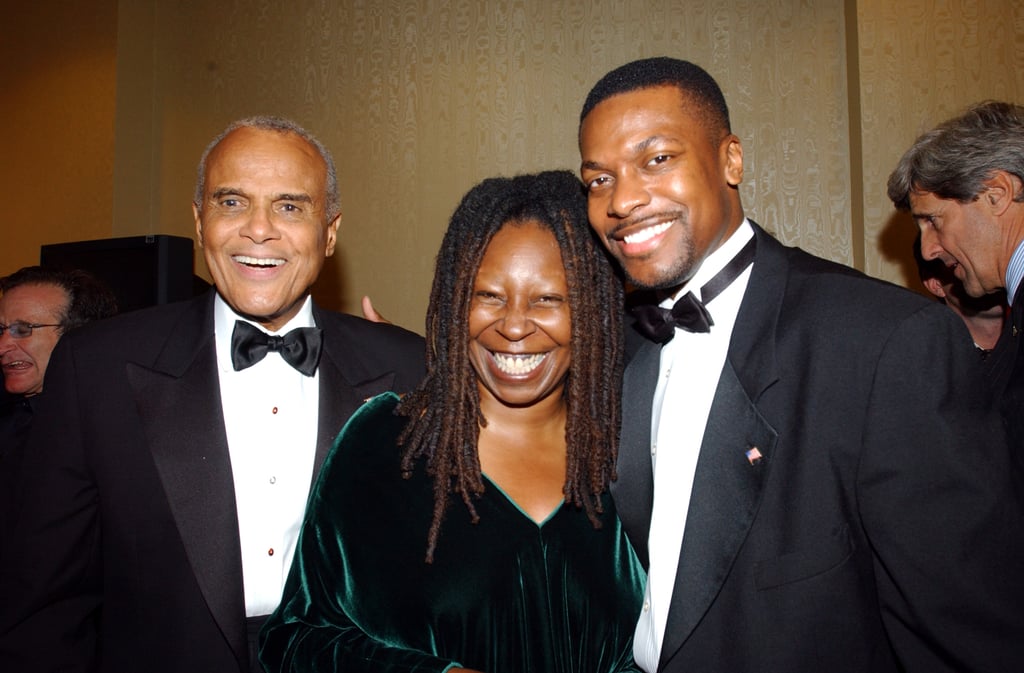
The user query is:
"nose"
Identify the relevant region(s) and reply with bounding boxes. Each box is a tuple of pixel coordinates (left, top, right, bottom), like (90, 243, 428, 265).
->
(0, 329, 16, 353)
(919, 226, 944, 261)
(495, 299, 538, 341)
(239, 204, 280, 243)
(608, 171, 650, 218)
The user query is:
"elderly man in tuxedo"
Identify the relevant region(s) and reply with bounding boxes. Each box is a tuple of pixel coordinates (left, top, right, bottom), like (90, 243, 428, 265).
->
(0, 117, 424, 673)
(579, 58, 1024, 672)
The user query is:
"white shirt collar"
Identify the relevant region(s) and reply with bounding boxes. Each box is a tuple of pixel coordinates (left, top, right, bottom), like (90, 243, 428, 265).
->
(1005, 238, 1024, 305)
(213, 294, 317, 371)
(664, 218, 755, 307)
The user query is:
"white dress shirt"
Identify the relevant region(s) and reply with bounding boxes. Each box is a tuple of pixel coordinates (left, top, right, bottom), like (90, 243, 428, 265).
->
(1005, 238, 1024, 305)
(634, 220, 755, 671)
(214, 294, 320, 617)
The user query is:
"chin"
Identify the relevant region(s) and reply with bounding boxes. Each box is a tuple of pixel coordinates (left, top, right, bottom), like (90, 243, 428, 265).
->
(626, 268, 688, 292)
(621, 253, 692, 291)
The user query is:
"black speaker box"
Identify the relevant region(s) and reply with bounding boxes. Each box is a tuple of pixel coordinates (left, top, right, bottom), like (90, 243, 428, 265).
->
(40, 235, 206, 313)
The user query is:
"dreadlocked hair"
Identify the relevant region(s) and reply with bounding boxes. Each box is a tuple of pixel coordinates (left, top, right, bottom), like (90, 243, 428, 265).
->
(396, 170, 625, 563)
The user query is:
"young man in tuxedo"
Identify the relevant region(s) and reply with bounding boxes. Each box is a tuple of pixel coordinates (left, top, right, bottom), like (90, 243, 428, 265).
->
(0, 117, 424, 673)
(579, 58, 1024, 672)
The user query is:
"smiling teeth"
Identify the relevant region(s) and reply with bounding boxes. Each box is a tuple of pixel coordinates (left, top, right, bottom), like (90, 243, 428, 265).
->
(234, 255, 285, 267)
(623, 221, 671, 245)
(492, 352, 546, 375)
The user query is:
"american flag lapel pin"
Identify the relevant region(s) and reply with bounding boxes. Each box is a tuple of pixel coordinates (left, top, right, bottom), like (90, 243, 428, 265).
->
(745, 446, 763, 466)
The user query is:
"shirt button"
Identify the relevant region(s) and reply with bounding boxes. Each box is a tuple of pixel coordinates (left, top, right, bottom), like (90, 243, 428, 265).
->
(643, 600, 650, 612)
(269, 476, 277, 485)
(268, 548, 275, 556)
(272, 406, 279, 414)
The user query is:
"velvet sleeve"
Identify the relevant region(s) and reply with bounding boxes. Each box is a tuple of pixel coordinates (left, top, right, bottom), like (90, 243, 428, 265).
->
(258, 393, 455, 673)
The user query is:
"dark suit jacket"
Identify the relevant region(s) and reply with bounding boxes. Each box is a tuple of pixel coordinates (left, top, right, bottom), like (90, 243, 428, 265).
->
(612, 223, 1024, 673)
(0, 394, 32, 547)
(984, 284, 1024, 461)
(0, 291, 425, 673)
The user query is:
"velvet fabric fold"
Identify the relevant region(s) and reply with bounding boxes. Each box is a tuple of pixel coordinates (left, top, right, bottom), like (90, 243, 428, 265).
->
(259, 392, 645, 673)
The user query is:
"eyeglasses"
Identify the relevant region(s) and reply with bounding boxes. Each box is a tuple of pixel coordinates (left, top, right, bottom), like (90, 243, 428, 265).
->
(0, 322, 63, 339)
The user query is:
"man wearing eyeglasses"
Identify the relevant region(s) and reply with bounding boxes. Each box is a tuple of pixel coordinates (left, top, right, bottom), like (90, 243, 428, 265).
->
(0, 266, 117, 397)
(0, 265, 117, 543)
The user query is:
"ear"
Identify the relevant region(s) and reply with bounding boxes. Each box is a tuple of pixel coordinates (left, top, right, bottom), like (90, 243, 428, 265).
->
(324, 213, 341, 257)
(982, 170, 1021, 216)
(722, 135, 744, 187)
(922, 276, 947, 300)
(193, 202, 205, 248)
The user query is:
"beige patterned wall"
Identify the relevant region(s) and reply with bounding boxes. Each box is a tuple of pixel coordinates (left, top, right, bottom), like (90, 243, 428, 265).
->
(7, 1, 1018, 332)
(113, 0, 853, 332)
(857, 0, 1024, 288)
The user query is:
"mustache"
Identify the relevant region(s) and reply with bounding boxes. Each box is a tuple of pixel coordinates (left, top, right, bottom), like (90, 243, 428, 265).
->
(609, 210, 686, 238)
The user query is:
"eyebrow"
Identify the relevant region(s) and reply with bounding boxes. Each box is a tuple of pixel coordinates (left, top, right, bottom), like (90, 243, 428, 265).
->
(910, 204, 940, 219)
(581, 135, 667, 172)
(210, 187, 247, 201)
(274, 193, 314, 204)
(208, 188, 313, 204)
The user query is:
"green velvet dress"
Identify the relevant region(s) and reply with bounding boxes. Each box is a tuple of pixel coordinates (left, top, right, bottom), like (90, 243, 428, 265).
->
(259, 392, 645, 673)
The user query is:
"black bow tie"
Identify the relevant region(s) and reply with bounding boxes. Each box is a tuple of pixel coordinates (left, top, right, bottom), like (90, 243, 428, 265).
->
(230, 320, 323, 376)
(631, 236, 757, 344)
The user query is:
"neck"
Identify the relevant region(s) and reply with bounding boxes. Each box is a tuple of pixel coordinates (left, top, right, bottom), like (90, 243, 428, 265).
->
(478, 390, 566, 437)
(962, 312, 1005, 350)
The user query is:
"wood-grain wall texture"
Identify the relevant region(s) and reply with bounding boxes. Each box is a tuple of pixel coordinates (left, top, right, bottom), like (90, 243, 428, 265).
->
(4, 0, 1022, 332)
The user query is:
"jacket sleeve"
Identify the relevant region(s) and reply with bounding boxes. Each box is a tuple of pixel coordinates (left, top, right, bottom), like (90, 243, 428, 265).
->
(858, 303, 1024, 671)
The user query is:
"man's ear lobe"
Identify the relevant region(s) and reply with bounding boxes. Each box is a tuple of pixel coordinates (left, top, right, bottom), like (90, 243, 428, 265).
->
(723, 136, 743, 187)
(324, 214, 341, 257)
(922, 276, 947, 300)
(193, 203, 204, 247)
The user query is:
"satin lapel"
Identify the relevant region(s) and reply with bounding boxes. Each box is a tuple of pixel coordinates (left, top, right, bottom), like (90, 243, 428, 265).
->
(311, 306, 399, 480)
(657, 361, 777, 666)
(658, 222, 783, 667)
(125, 296, 248, 670)
(313, 351, 395, 479)
(610, 339, 661, 568)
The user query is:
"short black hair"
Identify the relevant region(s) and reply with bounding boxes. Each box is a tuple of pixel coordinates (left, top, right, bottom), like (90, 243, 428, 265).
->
(579, 57, 731, 141)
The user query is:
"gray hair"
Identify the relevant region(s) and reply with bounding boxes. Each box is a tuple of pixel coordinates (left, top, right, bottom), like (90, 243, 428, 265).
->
(192, 115, 341, 220)
(888, 100, 1024, 211)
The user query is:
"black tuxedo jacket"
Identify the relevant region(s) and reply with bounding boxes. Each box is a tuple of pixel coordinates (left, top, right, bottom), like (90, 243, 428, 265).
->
(0, 291, 425, 673)
(613, 223, 1024, 672)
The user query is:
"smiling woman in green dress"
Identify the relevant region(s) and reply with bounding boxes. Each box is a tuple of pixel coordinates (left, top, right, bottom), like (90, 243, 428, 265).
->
(259, 170, 644, 673)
